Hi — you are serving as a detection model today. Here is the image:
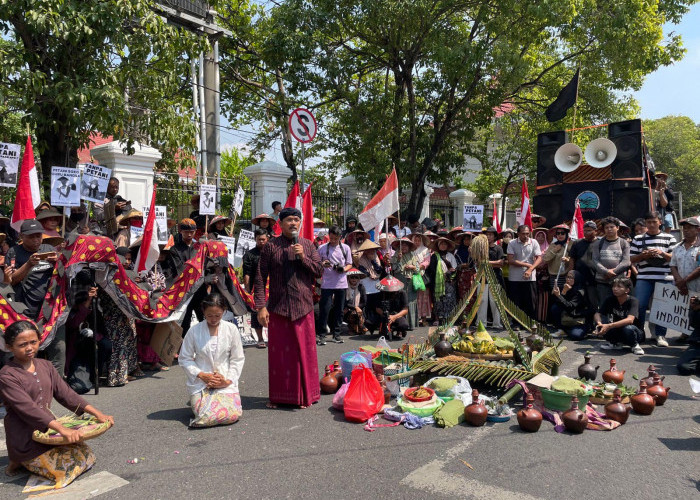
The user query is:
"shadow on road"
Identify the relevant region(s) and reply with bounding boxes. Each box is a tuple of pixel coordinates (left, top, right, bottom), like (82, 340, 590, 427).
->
(658, 436, 700, 451)
(146, 407, 191, 425)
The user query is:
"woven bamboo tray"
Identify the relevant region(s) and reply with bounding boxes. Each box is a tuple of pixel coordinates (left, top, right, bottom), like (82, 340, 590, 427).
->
(33, 416, 112, 445)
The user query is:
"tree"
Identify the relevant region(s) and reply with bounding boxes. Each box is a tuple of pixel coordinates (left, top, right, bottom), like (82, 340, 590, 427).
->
(0, 0, 209, 179)
(643, 116, 700, 215)
(268, 0, 692, 215)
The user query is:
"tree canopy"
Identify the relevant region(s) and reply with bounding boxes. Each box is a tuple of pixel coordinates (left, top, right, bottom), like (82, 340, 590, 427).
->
(0, 0, 209, 178)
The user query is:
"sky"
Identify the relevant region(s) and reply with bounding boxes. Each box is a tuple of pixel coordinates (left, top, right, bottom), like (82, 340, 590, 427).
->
(633, 3, 700, 122)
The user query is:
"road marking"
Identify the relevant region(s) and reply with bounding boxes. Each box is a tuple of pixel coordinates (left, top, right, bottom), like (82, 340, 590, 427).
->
(23, 471, 129, 499)
(402, 356, 577, 499)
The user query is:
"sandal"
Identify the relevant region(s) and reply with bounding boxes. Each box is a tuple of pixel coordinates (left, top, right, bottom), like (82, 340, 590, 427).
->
(130, 369, 146, 378)
(256, 342, 267, 349)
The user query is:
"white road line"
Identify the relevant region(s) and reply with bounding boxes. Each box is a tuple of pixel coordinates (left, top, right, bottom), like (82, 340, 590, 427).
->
(23, 471, 129, 499)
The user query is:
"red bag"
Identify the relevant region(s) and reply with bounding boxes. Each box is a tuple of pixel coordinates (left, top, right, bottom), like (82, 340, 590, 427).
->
(343, 364, 384, 422)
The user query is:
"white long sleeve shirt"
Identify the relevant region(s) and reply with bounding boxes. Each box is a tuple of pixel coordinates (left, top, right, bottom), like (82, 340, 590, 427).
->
(178, 320, 245, 396)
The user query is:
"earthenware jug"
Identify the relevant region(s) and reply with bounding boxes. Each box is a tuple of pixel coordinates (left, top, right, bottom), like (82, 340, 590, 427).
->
(464, 389, 488, 427)
(332, 360, 343, 385)
(517, 393, 542, 432)
(577, 354, 599, 381)
(630, 381, 655, 415)
(646, 375, 670, 406)
(562, 396, 588, 433)
(604, 389, 631, 424)
(642, 364, 665, 386)
(434, 333, 453, 358)
(320, 367, 339, 394)
(602, 358, 625, 384)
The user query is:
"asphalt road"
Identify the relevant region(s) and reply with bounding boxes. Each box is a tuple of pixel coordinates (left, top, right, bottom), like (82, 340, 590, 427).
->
(1, 325, 698, 500)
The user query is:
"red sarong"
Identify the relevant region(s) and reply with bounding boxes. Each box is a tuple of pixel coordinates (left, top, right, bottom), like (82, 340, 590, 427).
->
(267, 311, 320, 406)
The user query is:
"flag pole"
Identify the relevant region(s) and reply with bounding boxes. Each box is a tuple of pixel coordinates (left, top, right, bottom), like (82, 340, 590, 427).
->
(570, 64, 582, 142)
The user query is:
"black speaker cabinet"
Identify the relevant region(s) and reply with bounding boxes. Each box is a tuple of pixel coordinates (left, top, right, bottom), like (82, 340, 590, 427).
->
(537, 130, 567, 187)
(608, 119, 643, 179)
(533, 187, 563, 226)
(612, 186, 650, 224)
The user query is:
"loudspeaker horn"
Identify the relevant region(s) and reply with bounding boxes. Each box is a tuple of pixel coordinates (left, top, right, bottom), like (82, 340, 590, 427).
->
(554, 143, 583, 173)
(584, 137, 617, 169)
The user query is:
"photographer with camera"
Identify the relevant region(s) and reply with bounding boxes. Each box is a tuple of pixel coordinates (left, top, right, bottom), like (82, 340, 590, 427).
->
(630, 211, 676, 347)
(316, 226, 353, 345)
(368, 276, 409, 339)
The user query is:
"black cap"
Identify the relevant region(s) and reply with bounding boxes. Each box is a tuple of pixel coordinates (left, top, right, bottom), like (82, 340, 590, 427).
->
(279, 207, 302, 221)
(20, 219, 44, 235)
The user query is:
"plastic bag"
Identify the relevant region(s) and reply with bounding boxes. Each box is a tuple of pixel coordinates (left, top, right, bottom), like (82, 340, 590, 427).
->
(344, 364, 384, 422)
(376, 336, 391, 350)
(423, 376, 471, 398)
(332, 379, 350, 410)
(340, 351, 372, 381)
(412, 273, 426, 291)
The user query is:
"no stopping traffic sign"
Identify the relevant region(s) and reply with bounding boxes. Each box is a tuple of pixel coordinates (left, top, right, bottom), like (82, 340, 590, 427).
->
(288, 108, 317, 143)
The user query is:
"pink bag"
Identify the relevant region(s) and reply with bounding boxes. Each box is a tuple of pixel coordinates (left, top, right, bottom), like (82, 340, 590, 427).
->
(332, 379, 350, 410)
(343, 364, 384, 422)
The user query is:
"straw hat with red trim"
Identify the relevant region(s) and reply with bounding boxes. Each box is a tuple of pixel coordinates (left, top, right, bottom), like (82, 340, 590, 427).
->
(410, 232, 431, 248)
(431, 236, 456, 252)
(208, 215, 231, 229)
(41, 234, 63, 247)
(548, 224, 570, 239)
(453, 231, 476, 245)
(252, 213, 276, 226)
(447, 226, 464, 240)
(346, 268, 366, 278)
(346, 229, 370, 246)
(422, 230, 439, 241)
(378, 276, 404, 292)
(313, 217, 326, 227)
(390, 236, 416, 251)
(531, 213, 547, 225)
(356, 239, 381, 253)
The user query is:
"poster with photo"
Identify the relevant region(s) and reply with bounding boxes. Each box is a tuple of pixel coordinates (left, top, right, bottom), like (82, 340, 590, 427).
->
(0, 142, 20, 188)
(232, 186, 245, 216)
(218, 236, 237, 267)
(462, 204, 484, 230)
(233, 229, 255, 268)
(199, 184, 216, 215)
(130, 205, 167, 244)
(50, 167, 81, 207)
(81, 163, 112, 203)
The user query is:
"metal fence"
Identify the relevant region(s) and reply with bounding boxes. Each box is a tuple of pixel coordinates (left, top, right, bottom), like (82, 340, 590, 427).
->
(312, 193, 347, 228)
(154, 172, 254, 224)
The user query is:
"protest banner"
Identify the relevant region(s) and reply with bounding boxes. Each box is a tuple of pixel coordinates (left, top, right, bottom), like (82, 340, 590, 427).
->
(81, 163, 112, 203)
(233, 229, 255, 268)
(232, 186, 245, 216)
(131, 205, 167, 243)
(218, 236, 237, 267)
(50, 167, 80, 207)
(199, 184, 216, 215)
(0, 142, 21, 188)
(649, 282, 694, 335)
(462, 204, 484, 230)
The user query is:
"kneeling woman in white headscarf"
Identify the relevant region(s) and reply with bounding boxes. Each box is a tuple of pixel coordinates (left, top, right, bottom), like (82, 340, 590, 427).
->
(179, 293, 245, 427)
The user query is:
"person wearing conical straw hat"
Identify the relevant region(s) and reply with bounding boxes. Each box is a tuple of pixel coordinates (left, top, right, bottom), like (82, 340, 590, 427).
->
(410, 232, 432, 326)
(343, 268, 368, 334)
(391, 237, 419, 330)
(369, 276, 409, 339)
(355, 239, 386, 331)
(426, 237, 457, 326)
(113, 208, 143, 249)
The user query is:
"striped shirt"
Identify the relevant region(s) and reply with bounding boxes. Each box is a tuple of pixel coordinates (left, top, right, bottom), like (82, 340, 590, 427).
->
(254, 235, 323, 320)
(630, 231, 677, 280)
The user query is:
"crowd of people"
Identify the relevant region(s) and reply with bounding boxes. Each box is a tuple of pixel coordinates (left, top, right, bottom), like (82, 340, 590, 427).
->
(1, 180, 699, 491)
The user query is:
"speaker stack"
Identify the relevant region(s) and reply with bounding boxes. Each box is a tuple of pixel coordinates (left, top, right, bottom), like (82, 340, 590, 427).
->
(533, 118, 649, 226)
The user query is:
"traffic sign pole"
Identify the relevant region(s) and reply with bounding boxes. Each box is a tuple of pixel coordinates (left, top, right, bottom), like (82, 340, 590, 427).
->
(301, 141, 306, 188)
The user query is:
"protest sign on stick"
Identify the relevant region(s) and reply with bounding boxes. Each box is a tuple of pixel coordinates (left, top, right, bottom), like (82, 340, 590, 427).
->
(462, 205, 484, 230)
(649, 283, 694, 336)
(50, 167, 80, 207)
(199, 184, 216, 215)
(0, 142, 21, 188)
(81, 163, 112, 203)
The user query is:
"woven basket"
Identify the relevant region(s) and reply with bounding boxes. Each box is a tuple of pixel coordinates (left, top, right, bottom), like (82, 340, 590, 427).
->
(33, 416, 112, 445)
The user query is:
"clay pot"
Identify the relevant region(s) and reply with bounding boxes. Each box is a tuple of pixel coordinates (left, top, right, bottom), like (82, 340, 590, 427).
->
(647, 374, 670, 406)
(464, 389, 488, 427)
(562, 396, 588, 434)
(376, 373, 392, 404)
(642, 364, 665, 386)
(604, 389, 631, 424)
(434, 332, 454, 358)
(514, 333, 532, 367)
(630, 381, 656, 415)
(517, 393, 542, 432)
(320, 367, 339, 394)
(602, 358, 625, 385)
(332, 360, 344, 385)
(577, 354, 600, 381)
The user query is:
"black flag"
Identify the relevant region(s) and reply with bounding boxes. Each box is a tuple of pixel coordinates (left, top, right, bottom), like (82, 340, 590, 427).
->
(545, 69, 580, 123)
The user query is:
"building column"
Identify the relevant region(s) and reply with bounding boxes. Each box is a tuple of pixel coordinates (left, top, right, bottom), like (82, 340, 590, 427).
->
(337, 175, 369, 226)
(243, 161, 291, 218)
(448, 188, 477, 229)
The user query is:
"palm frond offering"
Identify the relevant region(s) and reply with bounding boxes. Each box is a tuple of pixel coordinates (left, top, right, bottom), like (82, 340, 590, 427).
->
(410, 358, 536, 387)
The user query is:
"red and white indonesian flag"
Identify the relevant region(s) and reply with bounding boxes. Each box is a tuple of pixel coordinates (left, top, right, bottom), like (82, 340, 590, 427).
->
(516, 178, 532, 229)
(570, 199, 584, 240)
(136, 184, 160, 274)
(300, 183, 314, 241)
(11, 135, 41, 231)
(358, 168, 399, 232)
(493, 197, 502, 233)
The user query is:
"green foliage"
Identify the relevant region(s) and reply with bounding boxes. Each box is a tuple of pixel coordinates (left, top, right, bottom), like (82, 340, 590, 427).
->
(219, 0, 694, 216)
(643, 116, 700, 215)
(0, 0, 209, 178)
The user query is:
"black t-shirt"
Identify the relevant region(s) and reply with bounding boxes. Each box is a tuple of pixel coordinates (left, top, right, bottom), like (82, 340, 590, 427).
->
(242, 246, 261, 280)
(599, 295, 641, 328)
(6, 243, 56, 320)
(488, 244, 504, 279)
(569, 238, 595, 285)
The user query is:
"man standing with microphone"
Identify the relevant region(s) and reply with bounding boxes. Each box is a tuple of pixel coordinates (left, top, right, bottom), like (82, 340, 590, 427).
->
(255, 207, 323, 409)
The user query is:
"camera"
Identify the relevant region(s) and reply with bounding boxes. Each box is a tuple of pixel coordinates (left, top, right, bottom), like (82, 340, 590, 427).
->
(333, 264, 345, 273)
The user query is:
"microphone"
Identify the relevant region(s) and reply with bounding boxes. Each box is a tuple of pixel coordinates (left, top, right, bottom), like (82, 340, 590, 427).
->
(291, 231, 301, 260)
